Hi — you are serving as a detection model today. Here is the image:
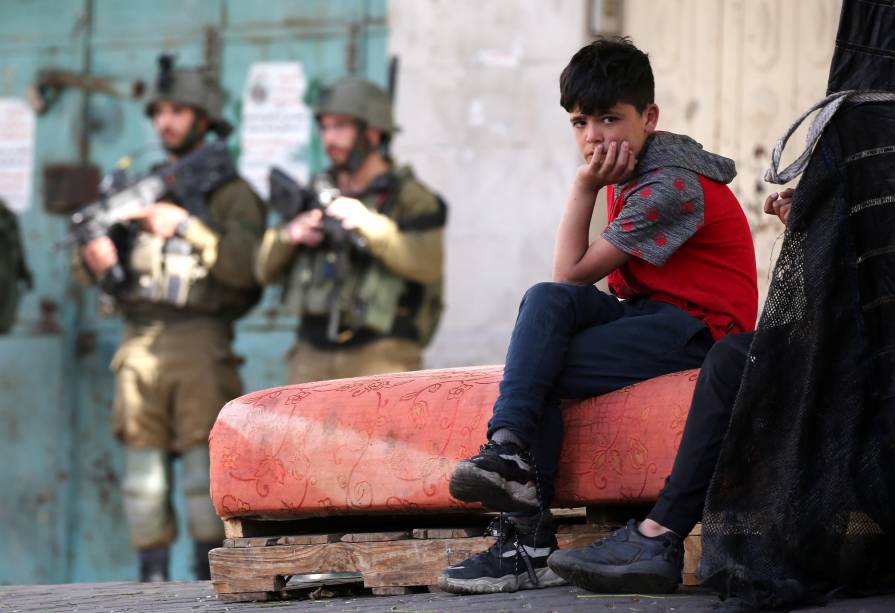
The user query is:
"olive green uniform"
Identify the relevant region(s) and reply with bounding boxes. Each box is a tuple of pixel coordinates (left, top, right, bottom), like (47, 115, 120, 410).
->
(256, 165, 444, 383)
(0, 199, 32, 334)
(81, 175, 265, 549)
(112, 177, 264, 453)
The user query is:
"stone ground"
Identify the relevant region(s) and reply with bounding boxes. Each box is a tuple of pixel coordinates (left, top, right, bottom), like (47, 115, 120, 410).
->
(1, 582, 894, 613)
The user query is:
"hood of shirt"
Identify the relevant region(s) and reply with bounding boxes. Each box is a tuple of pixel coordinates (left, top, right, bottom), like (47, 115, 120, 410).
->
(827, 0, 895, 94)
(630, 131, 737, 185)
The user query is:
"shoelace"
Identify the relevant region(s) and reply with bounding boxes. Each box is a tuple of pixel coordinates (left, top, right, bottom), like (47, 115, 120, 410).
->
(485, 515, 540, 587)
(480, 440, 549, 587)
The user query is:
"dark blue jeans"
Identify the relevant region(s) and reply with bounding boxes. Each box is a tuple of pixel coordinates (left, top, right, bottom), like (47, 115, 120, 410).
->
(487, 282, 714, 507)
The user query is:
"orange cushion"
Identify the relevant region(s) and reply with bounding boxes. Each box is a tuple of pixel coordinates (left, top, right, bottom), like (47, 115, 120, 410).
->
(210, 366, 699, 519)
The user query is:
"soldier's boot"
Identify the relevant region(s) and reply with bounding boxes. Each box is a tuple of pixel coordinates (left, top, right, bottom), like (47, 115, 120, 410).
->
(138, 546, 169, 582)
(193, 541, 216, 580)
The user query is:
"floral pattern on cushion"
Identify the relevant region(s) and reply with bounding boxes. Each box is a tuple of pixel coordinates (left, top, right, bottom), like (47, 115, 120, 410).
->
(210, 366, 699, 519)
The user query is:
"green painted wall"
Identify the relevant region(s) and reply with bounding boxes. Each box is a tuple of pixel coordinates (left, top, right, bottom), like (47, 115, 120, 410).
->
(0, 0, 387, 584)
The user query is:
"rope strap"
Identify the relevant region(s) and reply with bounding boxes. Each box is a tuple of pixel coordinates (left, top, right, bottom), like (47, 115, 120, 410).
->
(765, 90, 895, 185)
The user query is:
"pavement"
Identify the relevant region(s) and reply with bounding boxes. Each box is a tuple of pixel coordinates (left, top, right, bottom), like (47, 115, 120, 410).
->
(1, 581, 894, 613)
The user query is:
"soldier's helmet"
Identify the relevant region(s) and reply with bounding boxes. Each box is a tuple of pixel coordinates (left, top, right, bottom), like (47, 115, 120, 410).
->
(314, 77, 397, 135)
(144, 54, 232, 137)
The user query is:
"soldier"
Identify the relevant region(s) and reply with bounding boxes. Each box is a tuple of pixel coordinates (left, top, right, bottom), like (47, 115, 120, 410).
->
(76, 56, 266, 581)
(256, 77, 445, 383)
(0, 199, 32, 334)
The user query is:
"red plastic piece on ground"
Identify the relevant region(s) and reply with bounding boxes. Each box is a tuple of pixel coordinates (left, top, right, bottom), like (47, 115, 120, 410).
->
(209, 366, 699, 519)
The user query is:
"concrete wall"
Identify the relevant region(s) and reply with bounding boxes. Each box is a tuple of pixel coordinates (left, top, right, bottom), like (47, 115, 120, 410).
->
(389, 0, 589, 367)
(624, 0, 841, 302)
(389, 0, 841, 368)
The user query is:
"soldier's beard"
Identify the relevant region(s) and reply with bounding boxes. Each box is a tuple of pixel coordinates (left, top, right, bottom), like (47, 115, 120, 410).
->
(163, 117, 207, 157)
(331, 132, 374, 175)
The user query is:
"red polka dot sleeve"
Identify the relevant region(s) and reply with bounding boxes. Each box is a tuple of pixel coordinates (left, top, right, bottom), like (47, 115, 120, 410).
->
(602, 167, 704, 267)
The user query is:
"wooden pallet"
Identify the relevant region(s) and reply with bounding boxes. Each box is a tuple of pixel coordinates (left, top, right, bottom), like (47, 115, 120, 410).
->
(209, 510, 703, 602)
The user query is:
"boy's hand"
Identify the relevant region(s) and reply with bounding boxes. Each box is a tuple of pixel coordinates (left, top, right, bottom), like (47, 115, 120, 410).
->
(575, 141, 637, 192)
(763, 188, 794, 226)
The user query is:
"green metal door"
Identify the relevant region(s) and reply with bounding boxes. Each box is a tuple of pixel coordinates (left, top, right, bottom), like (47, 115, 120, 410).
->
(0, 0, 387, 584)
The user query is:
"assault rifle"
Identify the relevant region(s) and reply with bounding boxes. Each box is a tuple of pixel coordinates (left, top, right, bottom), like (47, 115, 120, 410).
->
(65, 141, 236, 287)
(267, 167, 367, 341)
(267, 167, 366, 251)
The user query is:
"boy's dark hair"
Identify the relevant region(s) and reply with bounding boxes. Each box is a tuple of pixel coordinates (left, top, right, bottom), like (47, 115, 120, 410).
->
(560, 37, 654, 114)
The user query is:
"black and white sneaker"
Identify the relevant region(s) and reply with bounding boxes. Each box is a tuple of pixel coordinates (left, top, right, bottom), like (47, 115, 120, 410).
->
(449, 441, 540, 512)
(438, 515, 566, 594)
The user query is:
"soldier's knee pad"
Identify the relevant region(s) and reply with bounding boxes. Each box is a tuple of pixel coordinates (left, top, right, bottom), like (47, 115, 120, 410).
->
(180, 445, 224, 543)
(122, 447, 176, 548)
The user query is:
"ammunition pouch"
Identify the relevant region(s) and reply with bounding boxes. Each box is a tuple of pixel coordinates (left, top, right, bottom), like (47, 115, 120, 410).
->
(284, 247, 442, 347)
(285, 249, 402, 336)
(124, 234, 207, 308)
(353, 262, 406, 334)
(118, 232, 257, 318)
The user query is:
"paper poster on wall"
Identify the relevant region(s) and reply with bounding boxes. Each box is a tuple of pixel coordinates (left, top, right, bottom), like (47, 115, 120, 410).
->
(0, 99, 36, 213)
(239, 62, 312, 199)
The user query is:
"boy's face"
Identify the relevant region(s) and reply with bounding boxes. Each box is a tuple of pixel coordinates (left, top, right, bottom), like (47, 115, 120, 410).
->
(570, 101, 659, 166)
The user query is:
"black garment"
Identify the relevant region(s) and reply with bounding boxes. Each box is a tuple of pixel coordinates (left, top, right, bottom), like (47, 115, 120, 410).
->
(646, 332, 752, 538)
(697, 2, 895, 606)
(826, 0, 895, 94)
(698, 100, 895, 610)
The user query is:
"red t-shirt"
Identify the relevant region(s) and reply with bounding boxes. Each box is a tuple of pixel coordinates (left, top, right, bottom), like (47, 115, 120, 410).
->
(605, 174, 758, 339)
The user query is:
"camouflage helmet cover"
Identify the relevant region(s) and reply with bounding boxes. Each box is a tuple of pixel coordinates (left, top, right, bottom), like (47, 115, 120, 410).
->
(314, 77, 397, 134)
(144, 55, 232, 137)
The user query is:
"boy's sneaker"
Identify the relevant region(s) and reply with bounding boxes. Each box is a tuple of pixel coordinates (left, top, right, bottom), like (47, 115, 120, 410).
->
(547, 519, 683, 594)
(449, 441, 540, 512)
(438, 515, 566, 594)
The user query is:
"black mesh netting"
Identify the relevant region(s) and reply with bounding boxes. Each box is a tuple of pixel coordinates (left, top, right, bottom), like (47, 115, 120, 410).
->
(697, 101, 895, 611)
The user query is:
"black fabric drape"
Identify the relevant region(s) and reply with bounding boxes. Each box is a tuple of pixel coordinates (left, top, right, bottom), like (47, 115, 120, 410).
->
(827, 0, 895, 94)
(697, 3, 895, 609)
(698, 100, 895, 611)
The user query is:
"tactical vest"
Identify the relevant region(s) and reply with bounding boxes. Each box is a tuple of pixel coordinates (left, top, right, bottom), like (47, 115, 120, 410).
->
(283, 167, 445, 348)
(113, 180, 261, 321)
(0, 201, 32, 334)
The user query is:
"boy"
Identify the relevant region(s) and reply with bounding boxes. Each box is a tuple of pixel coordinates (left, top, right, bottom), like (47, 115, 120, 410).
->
(543, 191, 789, 595)
(438, 37, 758, 594)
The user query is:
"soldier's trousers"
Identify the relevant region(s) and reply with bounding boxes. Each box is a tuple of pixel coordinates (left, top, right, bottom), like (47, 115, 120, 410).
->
(111, 317, 243, 548)
(287, 336, 422, 384)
